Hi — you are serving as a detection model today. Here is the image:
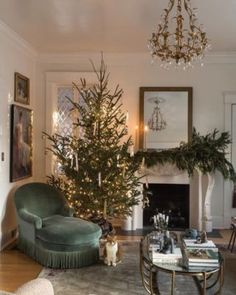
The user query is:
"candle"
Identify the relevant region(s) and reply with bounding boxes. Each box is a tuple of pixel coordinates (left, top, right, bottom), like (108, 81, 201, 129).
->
(93, 122, 97, 136)
(154, 216, 157, 224)
(98, 172, 101, 187)
(144, 125, 148, 150)
(145, 176, 149, 188)
(141, 157, 145, 170)
(75, 153, 79, 171)
(70, 154, 73, 168)
(166, 216, 169, 224)
(52, 111, 58, 132)
(123, 166, 125, 177)
(135, 125, 138, 151)
(130, 145, 134, 157)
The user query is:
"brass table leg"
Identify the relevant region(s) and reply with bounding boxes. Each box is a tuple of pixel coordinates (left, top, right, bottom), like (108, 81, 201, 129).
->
(171, 271, 175, 295)
(202, 272, 206, 295)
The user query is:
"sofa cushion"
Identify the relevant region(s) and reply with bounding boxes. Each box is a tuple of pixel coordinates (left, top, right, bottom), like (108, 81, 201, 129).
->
(36, 215, 101, 246)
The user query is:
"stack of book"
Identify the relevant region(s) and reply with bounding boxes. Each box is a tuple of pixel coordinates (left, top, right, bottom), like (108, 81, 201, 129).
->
(183, 248, 219, 268)
(183, 239, 218, 251)
(182, 239, 219, 269)
(150, 247, 182, 264)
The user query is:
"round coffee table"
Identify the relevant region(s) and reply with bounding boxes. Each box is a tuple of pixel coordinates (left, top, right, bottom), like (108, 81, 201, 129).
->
(140, 232, 224, 295)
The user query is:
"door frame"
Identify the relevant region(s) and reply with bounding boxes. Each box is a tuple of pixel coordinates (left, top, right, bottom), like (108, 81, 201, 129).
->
(223, 91, 236, 227)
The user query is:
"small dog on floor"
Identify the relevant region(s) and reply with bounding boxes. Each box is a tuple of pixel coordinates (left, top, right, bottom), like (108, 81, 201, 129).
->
(104, 235, 122, 266)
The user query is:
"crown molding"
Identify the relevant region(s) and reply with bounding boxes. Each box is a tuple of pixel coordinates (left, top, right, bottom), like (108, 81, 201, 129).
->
(0, 19, 38, 60)
(38, 51, 236, 66)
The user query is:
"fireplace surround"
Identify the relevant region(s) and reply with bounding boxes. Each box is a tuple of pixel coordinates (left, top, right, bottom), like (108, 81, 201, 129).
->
(123, 164, 200, 231)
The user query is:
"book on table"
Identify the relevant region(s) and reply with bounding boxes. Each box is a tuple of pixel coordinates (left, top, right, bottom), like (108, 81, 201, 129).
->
(183, 239, 218, 251)
(184, 262, 220, 269)
(184, 248, 219, 262)
(183, 248, 219, 268)
(151, 247, 182, 264)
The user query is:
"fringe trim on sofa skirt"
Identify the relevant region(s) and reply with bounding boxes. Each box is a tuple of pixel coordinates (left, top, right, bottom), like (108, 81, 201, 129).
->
(17, 238, 100, 269)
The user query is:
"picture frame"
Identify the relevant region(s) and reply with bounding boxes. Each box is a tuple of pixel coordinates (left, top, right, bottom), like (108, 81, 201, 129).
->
(14, 72, 30, 105)
(139, 87, 192, 150)
(10, 104, 33, 182)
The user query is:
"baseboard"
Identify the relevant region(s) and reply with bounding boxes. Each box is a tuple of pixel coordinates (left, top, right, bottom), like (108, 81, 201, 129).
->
(0, 229, 18, 251)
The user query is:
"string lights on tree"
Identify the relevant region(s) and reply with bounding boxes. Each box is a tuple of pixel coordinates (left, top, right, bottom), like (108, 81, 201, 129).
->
(45, 58, 141, 220)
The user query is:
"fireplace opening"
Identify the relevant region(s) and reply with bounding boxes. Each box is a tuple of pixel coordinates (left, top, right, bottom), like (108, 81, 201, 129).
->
(143, 183, 189, 230)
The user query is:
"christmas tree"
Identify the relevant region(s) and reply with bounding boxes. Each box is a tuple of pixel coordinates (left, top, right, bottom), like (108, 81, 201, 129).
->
(46, 59, 141, 220)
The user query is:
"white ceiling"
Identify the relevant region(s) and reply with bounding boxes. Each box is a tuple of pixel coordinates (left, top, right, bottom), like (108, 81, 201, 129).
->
(0, 0, 236, 54)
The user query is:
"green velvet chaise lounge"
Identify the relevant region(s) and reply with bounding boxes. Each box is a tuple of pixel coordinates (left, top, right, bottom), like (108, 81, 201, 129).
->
(14, 182, 102, 268)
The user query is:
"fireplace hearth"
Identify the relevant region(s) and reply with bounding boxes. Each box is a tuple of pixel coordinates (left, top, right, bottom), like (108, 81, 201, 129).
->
(143, 183, 189, 230)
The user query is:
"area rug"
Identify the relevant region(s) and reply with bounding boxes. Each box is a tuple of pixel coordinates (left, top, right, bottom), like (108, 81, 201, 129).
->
(39, 242, 236, 295)
(115, 227, 222, 238)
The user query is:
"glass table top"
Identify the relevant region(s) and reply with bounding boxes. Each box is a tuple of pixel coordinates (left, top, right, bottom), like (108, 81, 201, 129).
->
(144, 231, 222, 274)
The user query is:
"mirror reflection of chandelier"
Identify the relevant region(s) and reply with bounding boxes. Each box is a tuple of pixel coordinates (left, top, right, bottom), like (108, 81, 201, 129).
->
(148, 0, 211, 69)
(148, 97, 167, 131)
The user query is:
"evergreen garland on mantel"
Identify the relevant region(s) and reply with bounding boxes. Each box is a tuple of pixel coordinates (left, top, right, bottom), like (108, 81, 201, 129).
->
(135, 128, 236, 182)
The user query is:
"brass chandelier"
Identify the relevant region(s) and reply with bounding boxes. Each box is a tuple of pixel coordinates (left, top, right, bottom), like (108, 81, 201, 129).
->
(148, 0, 211, 69)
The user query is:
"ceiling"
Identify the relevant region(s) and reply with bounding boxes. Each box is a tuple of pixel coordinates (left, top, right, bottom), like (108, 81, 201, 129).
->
(0, 0, 236, 54)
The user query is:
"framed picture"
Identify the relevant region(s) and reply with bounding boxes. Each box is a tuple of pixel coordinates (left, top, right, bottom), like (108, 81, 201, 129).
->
(139, 87, 192, 150)
(14, 72, 30, 105)
(10, 105, 33, 182)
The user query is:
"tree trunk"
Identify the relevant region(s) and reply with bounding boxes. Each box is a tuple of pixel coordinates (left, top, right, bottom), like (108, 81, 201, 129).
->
(203, 172, 215, 232)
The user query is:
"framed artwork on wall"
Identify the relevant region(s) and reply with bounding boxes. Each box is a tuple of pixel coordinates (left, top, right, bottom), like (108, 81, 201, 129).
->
(10, 104, 33, 182)
(14, 72, 30, 105)
(139, 87, 192, 150)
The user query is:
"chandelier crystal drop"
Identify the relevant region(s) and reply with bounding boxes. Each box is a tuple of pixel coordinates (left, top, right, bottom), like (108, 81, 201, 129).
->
(148, 0, 211, 69)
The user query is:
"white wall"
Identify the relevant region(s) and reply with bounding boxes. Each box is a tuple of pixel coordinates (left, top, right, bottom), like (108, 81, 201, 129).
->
(0, 21, 38, 249)
(37, 52, 236, 229)
(1, 22, 236, 247)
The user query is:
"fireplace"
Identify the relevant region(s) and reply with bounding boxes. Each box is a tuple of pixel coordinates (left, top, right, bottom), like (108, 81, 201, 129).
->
(143, 183, 190, 230)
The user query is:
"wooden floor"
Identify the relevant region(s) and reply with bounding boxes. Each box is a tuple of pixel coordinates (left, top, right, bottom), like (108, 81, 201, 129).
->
(0, 229, 232, 292)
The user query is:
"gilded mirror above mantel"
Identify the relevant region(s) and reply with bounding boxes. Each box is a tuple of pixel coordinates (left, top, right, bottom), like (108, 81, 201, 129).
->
(139, 87, 192, 150)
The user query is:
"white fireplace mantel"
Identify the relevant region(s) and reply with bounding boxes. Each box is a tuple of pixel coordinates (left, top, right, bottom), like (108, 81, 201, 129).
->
(123, 164, 200, 231)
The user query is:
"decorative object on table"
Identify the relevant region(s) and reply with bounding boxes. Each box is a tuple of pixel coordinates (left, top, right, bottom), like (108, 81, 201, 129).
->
(148, 232, 181, 264)
(153, 212, 169, 231)
(185, 228, 199, 239)
(139, 87, 192, 150)
(199, 231, 208, 244)
(161, 230, 174, 254)
(10, 104, 32, 182)
(148, 0, 211, 69)
(104, 235, 122, 267)
(14, 72, 30, 105)
(45, 58, 141, 226)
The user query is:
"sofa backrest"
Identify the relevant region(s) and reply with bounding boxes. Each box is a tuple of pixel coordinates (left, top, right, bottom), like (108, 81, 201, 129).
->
(14, 182, 67, 218)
